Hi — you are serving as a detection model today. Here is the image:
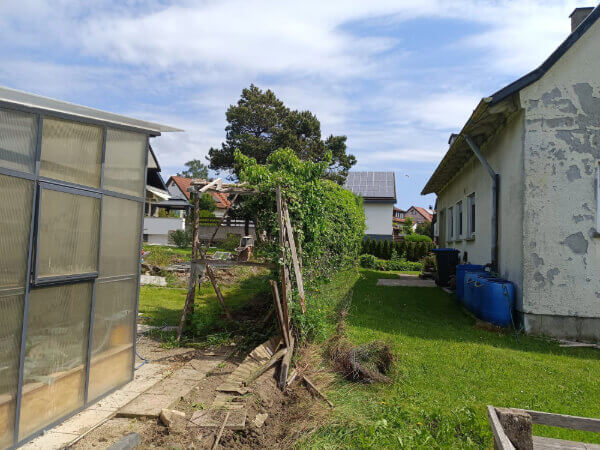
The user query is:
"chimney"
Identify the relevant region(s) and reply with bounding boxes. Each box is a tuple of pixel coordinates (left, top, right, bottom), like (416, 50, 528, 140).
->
(570, 7, 594, 32)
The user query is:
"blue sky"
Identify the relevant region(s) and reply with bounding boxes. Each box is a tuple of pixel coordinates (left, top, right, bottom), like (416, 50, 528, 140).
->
(0, 0, 589, 209)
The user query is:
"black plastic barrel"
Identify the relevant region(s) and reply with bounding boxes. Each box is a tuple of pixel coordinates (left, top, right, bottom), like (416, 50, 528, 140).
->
(431, 248, 460, 287)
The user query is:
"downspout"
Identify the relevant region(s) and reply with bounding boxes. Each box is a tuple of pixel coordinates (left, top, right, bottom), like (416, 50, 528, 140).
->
(465, 135, 499, 272)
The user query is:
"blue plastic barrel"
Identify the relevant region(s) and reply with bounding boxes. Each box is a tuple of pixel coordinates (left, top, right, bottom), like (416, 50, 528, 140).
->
(471, 273, 496, 316)
(456, 264, 484, 300)
(463, 270, 486, 310)
(480, 279, 515, 326)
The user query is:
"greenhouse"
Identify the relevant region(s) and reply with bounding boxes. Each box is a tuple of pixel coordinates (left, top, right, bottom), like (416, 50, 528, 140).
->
(0, 87, 179, 448)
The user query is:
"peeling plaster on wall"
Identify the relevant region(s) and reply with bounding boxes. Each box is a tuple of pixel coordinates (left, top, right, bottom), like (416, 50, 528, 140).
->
(562, 232, 588, 254)
(546, 268, 560, 285)
(566, 164, 581, 181)
(534, 271, 546, 286)
(520, 18, 600, 319)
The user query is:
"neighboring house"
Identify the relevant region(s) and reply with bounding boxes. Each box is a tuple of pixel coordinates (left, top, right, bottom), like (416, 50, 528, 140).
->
(344, 171, 397, 240)
(422, 7, 600, 341)
(393, 207, 405, 223)
(405, 206, 433, 224)
(166, 175, 231, 217)
(143, 149, 188, 245)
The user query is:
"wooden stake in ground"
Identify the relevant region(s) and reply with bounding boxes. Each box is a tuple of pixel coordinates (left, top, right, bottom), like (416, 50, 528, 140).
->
(279, 335, 295, 389)
(270, 280, 290, 348)
(205, 264, 232, 320)
(282, 200, 306, 313)
(275, 186, 292, 327)
(177, 192, 202, 341)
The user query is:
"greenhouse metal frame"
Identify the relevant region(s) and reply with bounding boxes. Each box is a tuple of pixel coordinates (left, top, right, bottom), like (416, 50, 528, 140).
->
(0, 87, 179, 448)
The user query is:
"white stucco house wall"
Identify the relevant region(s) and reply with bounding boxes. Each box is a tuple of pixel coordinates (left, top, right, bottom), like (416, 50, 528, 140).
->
(422, 7, 600, 342)
(344, 171, 396, 240)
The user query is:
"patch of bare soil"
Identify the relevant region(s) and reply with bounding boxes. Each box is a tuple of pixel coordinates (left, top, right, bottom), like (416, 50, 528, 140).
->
(72, 345, 332, 449)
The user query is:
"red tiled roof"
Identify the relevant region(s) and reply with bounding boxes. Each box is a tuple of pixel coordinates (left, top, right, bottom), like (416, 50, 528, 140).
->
(393, 217, 406, 223)
(169, 176, 192, 200)
(393, 206, 405, 213)
(168, 176, 231, 209)
(411, 206, 433, 222)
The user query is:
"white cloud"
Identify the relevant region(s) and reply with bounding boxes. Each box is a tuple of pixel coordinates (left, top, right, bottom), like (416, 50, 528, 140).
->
(0, 0, 592, 182)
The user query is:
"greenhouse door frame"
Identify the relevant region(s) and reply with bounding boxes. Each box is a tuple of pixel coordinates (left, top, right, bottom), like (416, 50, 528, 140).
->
(0, 101, 152, 449)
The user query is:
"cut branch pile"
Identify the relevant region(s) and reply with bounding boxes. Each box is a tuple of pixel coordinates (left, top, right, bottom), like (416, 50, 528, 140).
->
(327, 310, 395, 384)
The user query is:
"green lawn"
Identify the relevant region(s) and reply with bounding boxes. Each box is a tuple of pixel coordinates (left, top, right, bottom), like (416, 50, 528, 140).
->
(301, 269, 600, 448)
(138, 267, 271, 346)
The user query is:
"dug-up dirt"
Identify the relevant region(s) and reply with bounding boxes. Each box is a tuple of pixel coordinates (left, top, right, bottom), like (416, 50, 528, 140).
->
(71, 344, 332, 449)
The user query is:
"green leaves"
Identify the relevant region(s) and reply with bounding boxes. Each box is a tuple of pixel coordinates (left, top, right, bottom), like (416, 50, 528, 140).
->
(235, 147, 365, 281)
(209, 84, 355, 182)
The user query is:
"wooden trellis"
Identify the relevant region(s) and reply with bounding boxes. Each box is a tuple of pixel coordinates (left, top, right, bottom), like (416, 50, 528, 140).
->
(176, 179, 306, 388)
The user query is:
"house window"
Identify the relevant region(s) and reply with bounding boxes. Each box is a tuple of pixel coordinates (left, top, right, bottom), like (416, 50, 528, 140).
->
(468, 193, 476, 236)
(447, 206, 453, 240)
(456, 201, 463, 237)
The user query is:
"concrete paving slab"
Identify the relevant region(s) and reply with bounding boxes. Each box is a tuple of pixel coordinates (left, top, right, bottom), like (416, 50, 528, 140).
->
(50, 408, 114, 435)
(117, 393, 174, 418)
(21, 431, 79, 449)
(117, 358, 223, 419)
(377, 276, 436, 288)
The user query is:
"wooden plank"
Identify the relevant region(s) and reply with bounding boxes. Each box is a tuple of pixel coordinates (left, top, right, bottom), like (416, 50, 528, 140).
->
(208, 193, 239, 248)
(177, 192, 201, 341)
(487, 406, 516, 450)
(279, 336, 294, 389)
(192, 260, 274, 268)
(282, 200, 306, 313)
(302, 376, 333, 408)
(275, 186, 291, 327)
(212, 410, 230, 449)
(270, 280, 290, 348)
(532, 435, 600, 449)
(521, 410, 600, 433)
(244, 348, 287, 385)
(206, 264, 232, 320)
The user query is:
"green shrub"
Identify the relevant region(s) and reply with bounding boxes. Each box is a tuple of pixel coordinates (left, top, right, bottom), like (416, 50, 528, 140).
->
(359, 254, 376, 269)
(221, 232, 241, 251)
(170, 229, 191, 248)
(405, 233, 433, 243)
(236, 148, 365, 281)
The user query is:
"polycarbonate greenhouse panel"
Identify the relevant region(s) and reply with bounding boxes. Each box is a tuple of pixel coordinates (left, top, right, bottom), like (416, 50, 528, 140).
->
(87, 277, 136, 402)
(40, 117, 103, 188)
(0, 107, 38, 174)
(103, 129, 147, 197)
(19, 282, 92, 441)
(0, 293, 24, 448)
(0, 174, 33, 289)
(99, 195, 142, 278)
(37, 188, 100, 279)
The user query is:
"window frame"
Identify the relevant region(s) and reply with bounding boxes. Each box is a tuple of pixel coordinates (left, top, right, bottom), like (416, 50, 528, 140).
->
(467, 193, 476, 237)
(456, 201, 463, 238)
(447, 206, 454, 241)
(32, 181, 102, 287)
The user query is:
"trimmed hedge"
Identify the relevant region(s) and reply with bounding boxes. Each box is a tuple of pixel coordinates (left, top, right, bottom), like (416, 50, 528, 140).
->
(359, 254, 423, 272)
(404, 233, 433, 243)
(361, 238, 433, 262)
